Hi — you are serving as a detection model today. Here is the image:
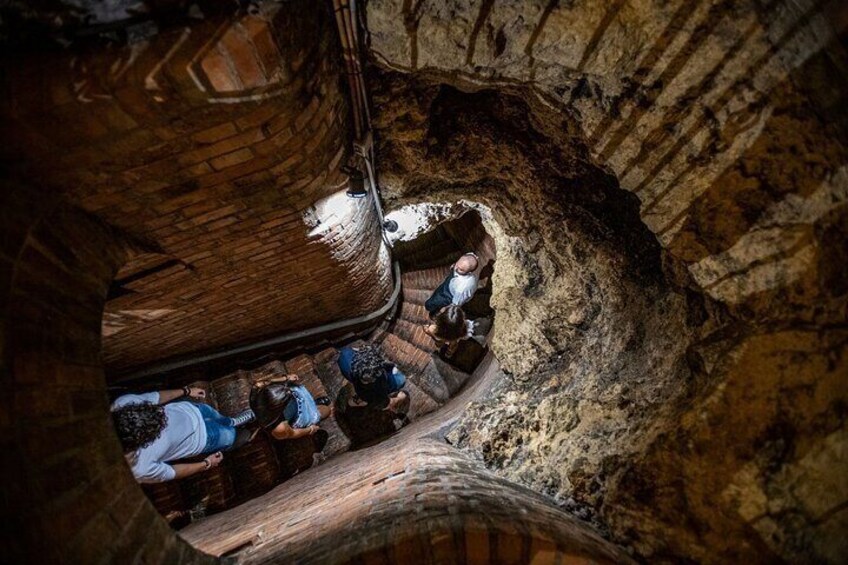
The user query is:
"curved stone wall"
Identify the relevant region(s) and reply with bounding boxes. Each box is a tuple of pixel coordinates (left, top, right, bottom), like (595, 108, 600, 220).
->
(363, 2, 848, 560)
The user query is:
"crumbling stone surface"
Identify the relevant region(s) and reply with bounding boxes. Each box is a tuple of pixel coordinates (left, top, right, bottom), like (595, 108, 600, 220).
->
(365, 1, 848, 557)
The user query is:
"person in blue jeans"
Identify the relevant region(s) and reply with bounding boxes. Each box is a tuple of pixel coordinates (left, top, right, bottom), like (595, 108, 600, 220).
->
(250, 374, 332, 443)
(424, 252, 480, 317)
(337, 344, 408, 412)
(111, 387, 255, 483)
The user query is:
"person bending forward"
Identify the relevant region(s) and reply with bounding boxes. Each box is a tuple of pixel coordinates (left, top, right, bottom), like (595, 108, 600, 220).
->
(111, 387, 255, 483)
(250, 375, 332, 441)
(337, 343, 409, 413)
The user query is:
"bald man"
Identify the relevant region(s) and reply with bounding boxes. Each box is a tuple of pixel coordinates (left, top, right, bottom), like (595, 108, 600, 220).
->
(424, 252, 479, 317)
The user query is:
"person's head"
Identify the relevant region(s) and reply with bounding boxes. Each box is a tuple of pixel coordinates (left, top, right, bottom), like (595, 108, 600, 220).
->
(112, 403, 168, 453)
(250, 382, 296, 430)
(351, 344, 390, 385)
(387, 390, 410, 415)
(455, 253, 478, 276)
(433, 305, 467, 341)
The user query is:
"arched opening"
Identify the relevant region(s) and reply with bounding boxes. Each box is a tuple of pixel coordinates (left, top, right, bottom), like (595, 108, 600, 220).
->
(115, 207, 502, 533)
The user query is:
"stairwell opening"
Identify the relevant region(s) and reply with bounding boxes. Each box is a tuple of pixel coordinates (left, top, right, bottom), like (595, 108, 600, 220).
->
(94, 204, 504, 550)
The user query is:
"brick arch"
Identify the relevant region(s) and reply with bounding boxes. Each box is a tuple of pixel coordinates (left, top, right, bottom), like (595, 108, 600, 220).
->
(0, 185, 211, 564)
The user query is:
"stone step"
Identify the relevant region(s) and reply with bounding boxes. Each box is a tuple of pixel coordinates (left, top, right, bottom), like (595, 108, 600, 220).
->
(311, 347, 347, 397)
(401, 286, 432, 306)
(399, 302, 430, 324)
(402, 375, 441, 419)
(443, 337, 488, 375)
(431, 356, 472, 397)
(285, 354, 327, 400)
(392, 318, 437, 353)
(381, 332, 449, 404)
(317, 413, 352, 459)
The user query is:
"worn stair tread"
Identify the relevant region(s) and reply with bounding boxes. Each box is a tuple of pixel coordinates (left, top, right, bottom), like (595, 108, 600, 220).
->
(400, 302, 430, 324)
(391, 319, 437, 353)
(318, 415, 351, 458)
(403, 377, 441, 419)
(401, 286, 432, 307)
(442, 338, 487, 374)
(211, 371, 253, 416)
(250, 360, 287, 382)
(381, 333, 450, 403)
(312, 347, 348, 397)
(285, 354, 327, 399)
(431, 356, 472, 396)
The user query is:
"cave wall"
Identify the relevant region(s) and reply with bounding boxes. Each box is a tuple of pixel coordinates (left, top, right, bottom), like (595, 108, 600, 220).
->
(0, 1, 392, 375)
(364, 1, 848, 562)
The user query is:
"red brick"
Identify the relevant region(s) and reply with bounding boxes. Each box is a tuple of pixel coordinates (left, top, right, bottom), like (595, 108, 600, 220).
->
(209, 147, 254, 171)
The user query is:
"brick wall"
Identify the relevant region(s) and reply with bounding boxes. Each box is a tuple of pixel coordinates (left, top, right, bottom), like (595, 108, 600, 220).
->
(0, 1, 392, 375)
(0, 183, 211, 564)
(179, 354, 630, 564)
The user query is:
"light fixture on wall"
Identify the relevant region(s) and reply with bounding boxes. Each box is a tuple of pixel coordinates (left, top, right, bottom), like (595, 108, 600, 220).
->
(382, 219, 398, 233)
(341, 164, 368, 199)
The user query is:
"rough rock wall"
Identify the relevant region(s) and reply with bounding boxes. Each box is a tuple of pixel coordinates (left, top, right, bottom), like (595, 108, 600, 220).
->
(365, 0, 848, 562)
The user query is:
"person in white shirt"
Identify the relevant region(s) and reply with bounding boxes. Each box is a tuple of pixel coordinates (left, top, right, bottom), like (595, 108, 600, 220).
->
(424, 252, 479, 317)
(110, 387, 254, 483)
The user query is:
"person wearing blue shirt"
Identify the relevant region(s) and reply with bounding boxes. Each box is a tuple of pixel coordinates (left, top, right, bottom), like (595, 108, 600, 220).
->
(337, 343, 408, 411)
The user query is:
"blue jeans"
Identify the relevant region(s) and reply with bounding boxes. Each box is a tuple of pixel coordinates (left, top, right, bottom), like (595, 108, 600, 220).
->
(290, 385, 321, 429)
(196, 403, 237, 453)
(338, 346, 355, 380)
(424, 273, 453, 316)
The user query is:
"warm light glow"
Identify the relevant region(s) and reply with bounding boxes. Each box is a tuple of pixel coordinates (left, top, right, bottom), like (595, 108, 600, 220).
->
(306, 189, 362, 237)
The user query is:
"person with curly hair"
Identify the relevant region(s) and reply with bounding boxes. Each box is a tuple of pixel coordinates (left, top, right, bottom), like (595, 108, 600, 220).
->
(336, 343, 408, 411)
(111, 387, 255, 483)
(423, 304, 475, 357)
